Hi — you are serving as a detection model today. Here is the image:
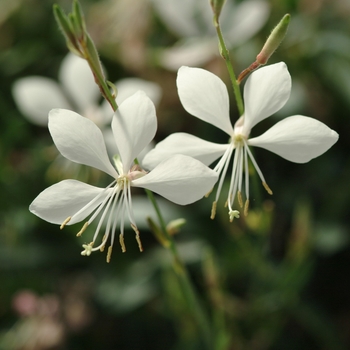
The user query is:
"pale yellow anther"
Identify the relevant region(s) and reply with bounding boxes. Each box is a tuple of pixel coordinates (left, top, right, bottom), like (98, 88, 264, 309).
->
(244, 199, 250, 217)
(237, 191, 243, 208)
(131, 224, 143, 252)
(100, 234, 107, 252)
(136, 234, 143, 252)
(106, 246, 113, 263)
(224, 200, 228, 208)
(76, 221, 89, 237)
(210, 201, 217, 220)
(119, 233, 126, 253)
(60, 216, 71, 230)
(262, 182, 273, 195)
(229, 210, 240, 222)
(205, 188, 213, 198)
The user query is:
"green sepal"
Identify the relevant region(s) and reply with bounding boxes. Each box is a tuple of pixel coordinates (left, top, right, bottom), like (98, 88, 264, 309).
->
(53, 4, 79, 53)
(85, 33, 105, 80)
(210, 0, 227, 19)
(147, 217, 170, 248)
(72, 0, 86, 42)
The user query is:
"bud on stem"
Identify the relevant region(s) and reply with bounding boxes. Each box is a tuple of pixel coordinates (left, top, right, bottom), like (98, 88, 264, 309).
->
(237, 14, 290, 84)
(210, 0, 227, 20)
(256, 14, 290, 65)
(53, 0, 118, 111)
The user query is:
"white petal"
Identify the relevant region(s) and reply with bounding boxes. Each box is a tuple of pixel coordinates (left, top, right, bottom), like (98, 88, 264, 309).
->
(223, 0, 270, 46)
(112, 91, 157, 172)
(115, 78, 162, 106)
(243, 62, 291, 135)
(29, 180, 110, 225)
(159, 38, 216, 71)
(151, 0, 201, 37)
(177, 66, 234, 135)
(142, 132, 227, 169)
(12, 77, 71, 126)
(248, 115, 339, 163)
(59, 53, 101, 111)
(133, 154, 218, 205)
(49, 109, 117, 177)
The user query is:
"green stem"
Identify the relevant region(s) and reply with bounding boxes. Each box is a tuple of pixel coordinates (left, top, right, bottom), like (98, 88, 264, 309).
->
(214, 16, 244, 116)
(80, 42, 118, 111)
(144, 188, 213, 349)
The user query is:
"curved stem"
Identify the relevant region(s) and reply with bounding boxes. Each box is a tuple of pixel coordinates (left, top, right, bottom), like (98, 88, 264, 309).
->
(214, 16, 244, 116)
(144, 188, 213, 349)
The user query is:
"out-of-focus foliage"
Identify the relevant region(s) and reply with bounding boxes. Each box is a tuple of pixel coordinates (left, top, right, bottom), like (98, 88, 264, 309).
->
(0, 0, 349, 349)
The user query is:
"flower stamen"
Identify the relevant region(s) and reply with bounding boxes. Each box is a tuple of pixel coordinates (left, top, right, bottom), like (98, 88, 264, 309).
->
(60, 216, 71, 230)
(244, 199, 250, 216)
(100, 234, 107, 252)
(211, 201, 217, 220)
(107, 246, 113, 263)
(76, 221, 89, 237)
(119, 233, 126, 253)
(262, 182, 273, 195)
(132, 224, 143, 252)
(237, 191, 243, 208)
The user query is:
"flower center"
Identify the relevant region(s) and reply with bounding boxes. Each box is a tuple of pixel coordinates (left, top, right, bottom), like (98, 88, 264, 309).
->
(60, 166, 146, 262)
(210, 131, 273, 222)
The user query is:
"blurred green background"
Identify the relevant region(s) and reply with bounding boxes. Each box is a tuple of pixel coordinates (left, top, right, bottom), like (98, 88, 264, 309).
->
(0, 0, 349, 349)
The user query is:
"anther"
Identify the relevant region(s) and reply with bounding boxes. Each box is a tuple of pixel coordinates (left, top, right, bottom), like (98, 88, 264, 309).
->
(205, 188, 213, 198)
(100, 234, 107, 252)
(119, 233, 126, 253)
(244, 199, 250, 216)
(60, 216, 71, 230)
(262, 182, 273, 195)
(210, 201, 217, 220)
(106, 246, 113, 263)
(76, 221, 89, 237)
(237, 191, 243, 208)
(131, 224, 143, 252)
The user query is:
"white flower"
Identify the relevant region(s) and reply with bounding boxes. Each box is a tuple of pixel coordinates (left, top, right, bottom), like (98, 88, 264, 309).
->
(143, 62, 339, 220)
(151, 0, 269, 70)
(12, 53, 162, 179)
(29, 91, 218, 261)
(12, 53, 162, 127)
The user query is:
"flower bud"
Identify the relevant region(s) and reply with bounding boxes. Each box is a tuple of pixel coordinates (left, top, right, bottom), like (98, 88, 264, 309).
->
(256, 14, 290, 65)
(210, 0, 227, 19)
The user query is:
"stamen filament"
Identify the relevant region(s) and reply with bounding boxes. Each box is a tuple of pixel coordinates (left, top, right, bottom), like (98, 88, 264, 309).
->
(215, 144, 234, 203)
(244, 145, 249, 200)
(244, 142, 267, 183)
(227, 145, 240, 210)
(70, 180, 116, 223)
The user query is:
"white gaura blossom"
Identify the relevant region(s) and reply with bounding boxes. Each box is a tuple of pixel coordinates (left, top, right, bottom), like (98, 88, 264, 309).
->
(151, 0, 269, 70)
(143, 62, 339, 221)
(12, 53, 162, 179)
(12, 53, 162, 127)
(29, 91, 218, 261)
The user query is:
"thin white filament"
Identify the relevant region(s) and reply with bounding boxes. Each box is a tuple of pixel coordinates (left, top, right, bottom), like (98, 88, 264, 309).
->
(215, 144, 234, 203)
(244, 141, 267, 183)
(70, 180, 116, 223)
